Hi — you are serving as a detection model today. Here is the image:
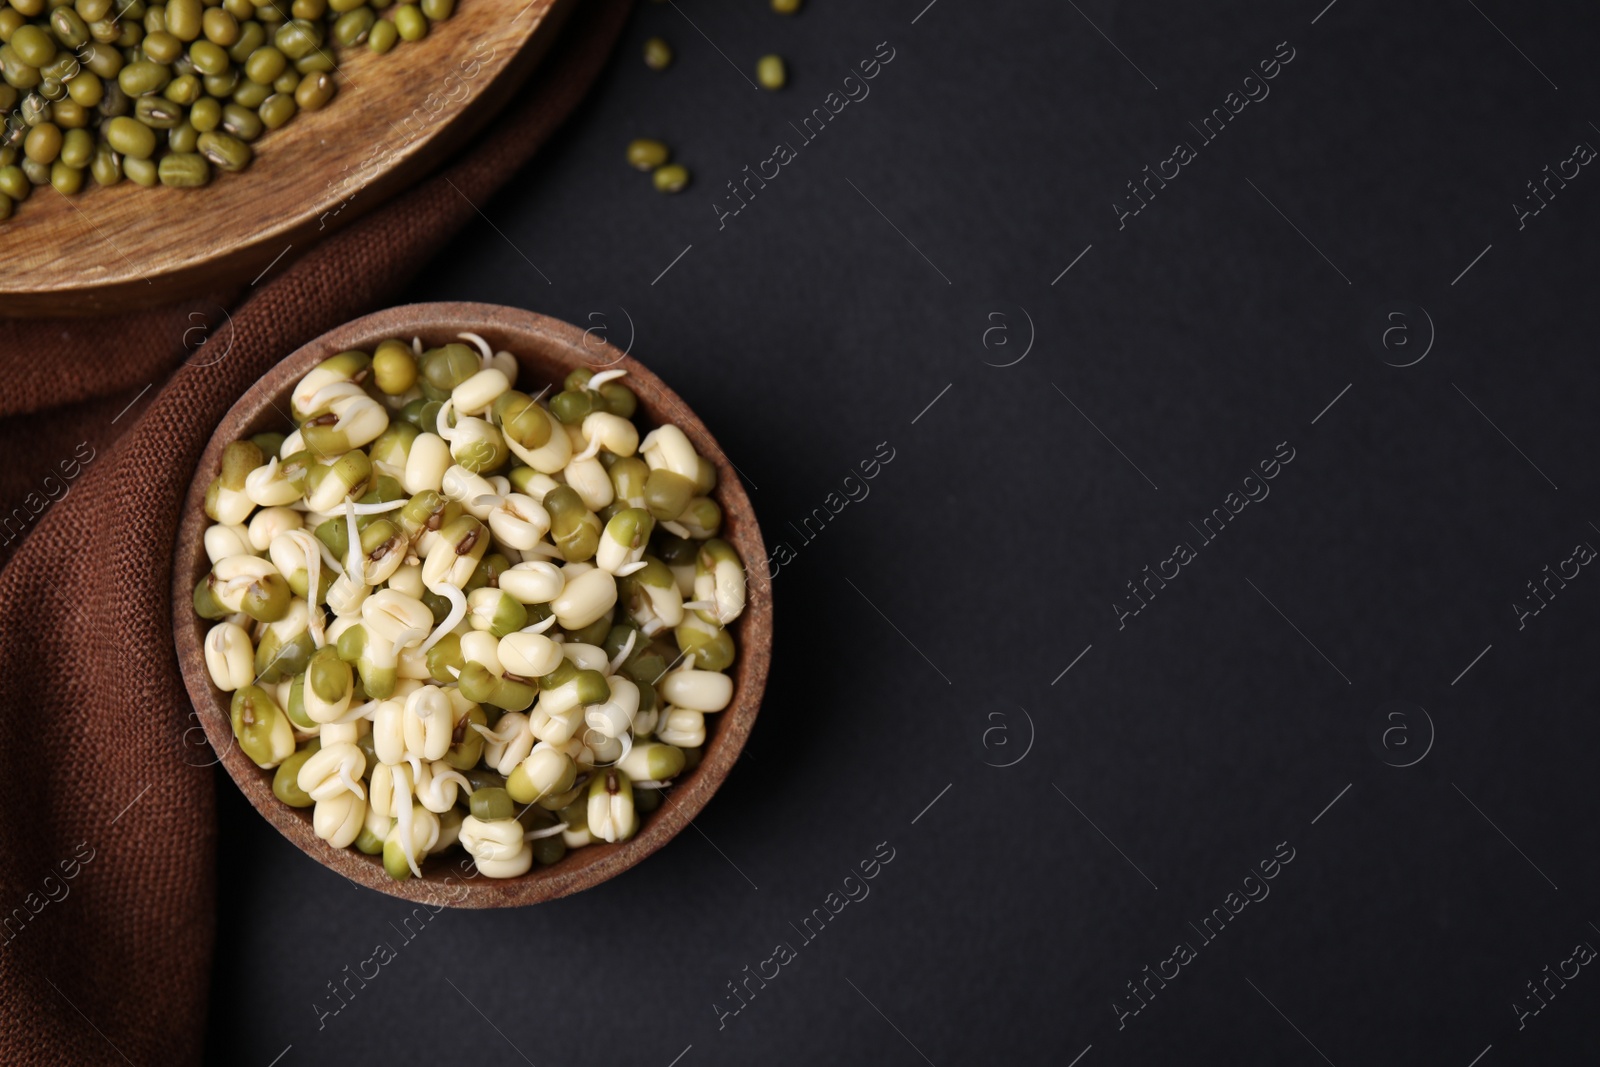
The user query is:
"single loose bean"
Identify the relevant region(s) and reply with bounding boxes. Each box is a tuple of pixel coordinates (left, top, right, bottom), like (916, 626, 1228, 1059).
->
(652, 163, 689, 193)
(626, 137, 668, 171)
(643, 36, 671, 70)
(756, 53, 786, 90)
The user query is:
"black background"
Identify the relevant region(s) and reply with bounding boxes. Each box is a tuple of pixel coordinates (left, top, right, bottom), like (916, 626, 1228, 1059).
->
(208, 1, 1600, 1063)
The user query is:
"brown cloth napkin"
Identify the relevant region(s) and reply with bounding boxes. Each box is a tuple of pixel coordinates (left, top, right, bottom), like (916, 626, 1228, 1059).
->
(0, 2, 630, 1062)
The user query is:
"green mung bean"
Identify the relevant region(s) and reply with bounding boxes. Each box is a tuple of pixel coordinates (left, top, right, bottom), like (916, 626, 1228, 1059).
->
(134, 93, 182, 127)
(196, 127, 249, 169)
(157, 148, 207, 185)
(80, 40, 119, 78)
(163, 71, 200, 103)
(202, 68, 237, 97)
(188, 37, 229, 73)
(626, 137, 668, 171)
(167, 119, 198, 151)
(142, 28, 182, 62)
(293, 46, 332, 72)
(756, 53, 785, 90)
(88, 139, 119, 183)
(257, 90, 294, 128)
(652, 162, 689, 193)
(365, 15, 394, 51)
(122, 152, 156, 184)
(118, 58, 170, 94)
(392, 3, 423, 39)
(272, 17, 319, 58)
(220, 99, 262, 138)
(188, 93, 221, 129)
(58, 125, 92, 166)
(272, 740, 320, 807)
(331, 5, 370, 45)
(231, 75, 270, 105)
(643, 35, 671, 70)
(9, 24, 55, 65)
(0, 164, 29, 199)
(293, 68, 330, 107)
(49, 159, 79, 192)
(226, 19, 263, 60)
(50, 6, 89, 47)
(22, 121, 60, 162)
(165, 0, 201, 39)
(51, 99, 88, 127)
(242, 43, 284, 82)
(202, 7, 238, 43)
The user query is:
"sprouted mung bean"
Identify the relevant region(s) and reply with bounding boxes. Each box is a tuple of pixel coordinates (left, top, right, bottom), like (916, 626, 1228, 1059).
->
(0, 0, 461, 218)
(195, 334, 747, 881)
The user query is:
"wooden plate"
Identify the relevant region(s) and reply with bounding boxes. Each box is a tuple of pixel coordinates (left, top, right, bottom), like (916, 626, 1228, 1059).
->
(172, 303, 772, 907)
(1, 0, 573, 318)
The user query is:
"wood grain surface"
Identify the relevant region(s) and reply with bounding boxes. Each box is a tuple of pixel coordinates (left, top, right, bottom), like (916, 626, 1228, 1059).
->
(0, 0, 572, 317)
(172, 303, 772, 907)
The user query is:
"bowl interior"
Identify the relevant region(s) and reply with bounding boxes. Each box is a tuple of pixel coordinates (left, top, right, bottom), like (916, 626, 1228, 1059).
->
(172, 303, 770, 907)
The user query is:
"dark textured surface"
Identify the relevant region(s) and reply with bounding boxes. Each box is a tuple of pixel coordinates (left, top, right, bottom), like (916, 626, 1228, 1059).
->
(209, 1, 1600, 1063)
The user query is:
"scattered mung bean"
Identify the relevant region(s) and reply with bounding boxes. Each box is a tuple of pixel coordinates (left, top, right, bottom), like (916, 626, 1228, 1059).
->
(626, 137, 669, 172)
(756, 53, 786, 90)
(643, 36, 671, 70)
(652, 162, 689, 193)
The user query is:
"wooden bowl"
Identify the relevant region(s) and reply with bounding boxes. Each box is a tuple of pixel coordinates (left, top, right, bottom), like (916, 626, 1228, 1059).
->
(172, 303, 771, 907)
(0, 0, 574, 318)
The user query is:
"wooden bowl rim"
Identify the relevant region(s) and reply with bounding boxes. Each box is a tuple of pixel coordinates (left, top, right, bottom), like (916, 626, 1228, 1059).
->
(171, 302, 771, 908)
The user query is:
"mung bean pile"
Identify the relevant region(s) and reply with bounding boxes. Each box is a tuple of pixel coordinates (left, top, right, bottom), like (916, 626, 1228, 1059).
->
(0, 0, 457, 219)
(194, 335, 746, 881)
